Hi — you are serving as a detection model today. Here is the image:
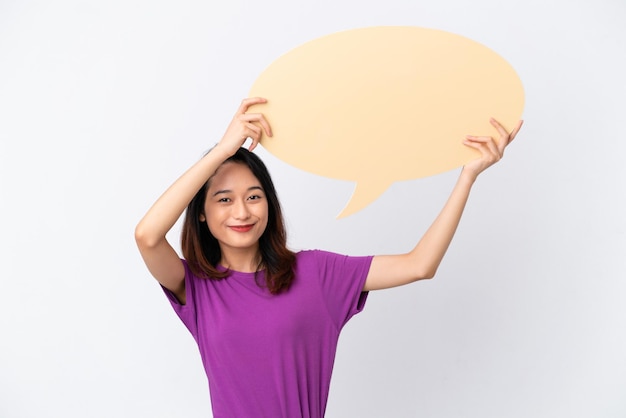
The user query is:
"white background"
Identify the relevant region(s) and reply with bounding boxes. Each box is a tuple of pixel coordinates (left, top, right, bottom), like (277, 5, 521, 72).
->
(1, 0, 625, 417)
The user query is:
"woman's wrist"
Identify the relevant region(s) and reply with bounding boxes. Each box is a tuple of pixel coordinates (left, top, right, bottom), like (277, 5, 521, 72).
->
(209, 143, 236, 162)
(459, 167, 479, 186)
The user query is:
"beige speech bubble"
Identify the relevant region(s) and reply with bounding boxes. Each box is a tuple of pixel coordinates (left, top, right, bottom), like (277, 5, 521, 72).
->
(249, 26, 524, 218)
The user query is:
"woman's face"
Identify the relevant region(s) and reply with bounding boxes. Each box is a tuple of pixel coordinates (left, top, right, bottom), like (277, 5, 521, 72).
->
(201, 162, 269, 261)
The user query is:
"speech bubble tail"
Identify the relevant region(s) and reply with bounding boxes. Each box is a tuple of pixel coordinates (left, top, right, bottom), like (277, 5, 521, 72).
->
(336, 180, 392, 219)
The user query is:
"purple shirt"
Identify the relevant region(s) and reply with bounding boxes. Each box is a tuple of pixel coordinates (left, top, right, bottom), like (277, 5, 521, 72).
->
(163, 250, 373, 418)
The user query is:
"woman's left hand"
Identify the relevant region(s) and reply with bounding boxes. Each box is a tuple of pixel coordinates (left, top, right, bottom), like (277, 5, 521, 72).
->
(462, 118, 523, 180)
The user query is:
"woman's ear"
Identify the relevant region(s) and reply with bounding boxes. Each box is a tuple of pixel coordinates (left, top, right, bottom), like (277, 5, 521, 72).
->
(199, 213, 206, 222)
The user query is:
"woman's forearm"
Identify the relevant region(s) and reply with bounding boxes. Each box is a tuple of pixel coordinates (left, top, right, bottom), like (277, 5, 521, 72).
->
(407, 169, 476, 278)
(135, 145, 231, 247)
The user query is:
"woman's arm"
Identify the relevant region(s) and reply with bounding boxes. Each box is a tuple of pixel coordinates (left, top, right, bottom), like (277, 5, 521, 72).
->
(363, 118, 523, 291)
(134, 98, 272, 301)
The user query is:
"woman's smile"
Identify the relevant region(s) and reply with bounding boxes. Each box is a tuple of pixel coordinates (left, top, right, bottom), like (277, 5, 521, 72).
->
(229, 224, 255, 233)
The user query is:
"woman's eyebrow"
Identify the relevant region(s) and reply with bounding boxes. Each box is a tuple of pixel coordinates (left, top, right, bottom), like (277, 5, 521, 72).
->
(212, 189, 232, 197)
(212, 186, 263, 197)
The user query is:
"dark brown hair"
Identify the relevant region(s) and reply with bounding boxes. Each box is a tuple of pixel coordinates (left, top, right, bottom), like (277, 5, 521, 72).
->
(181, 148, 296, 294)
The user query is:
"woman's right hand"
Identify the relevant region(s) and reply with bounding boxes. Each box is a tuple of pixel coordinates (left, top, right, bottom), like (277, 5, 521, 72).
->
(215, 97, 273, 156)
(136, 98, 271, 302)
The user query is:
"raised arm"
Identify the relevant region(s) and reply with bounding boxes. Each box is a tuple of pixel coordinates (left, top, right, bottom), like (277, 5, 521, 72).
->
(363, 118, 523, 291)
(134, 98, 272, 302)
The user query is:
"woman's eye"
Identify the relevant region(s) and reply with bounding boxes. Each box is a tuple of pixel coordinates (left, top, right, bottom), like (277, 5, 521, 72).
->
(218, 198, 230, 203)
(248, 195, 262, 200)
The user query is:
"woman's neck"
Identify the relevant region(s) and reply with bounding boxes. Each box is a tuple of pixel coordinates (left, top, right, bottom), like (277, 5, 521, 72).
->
(219, 247, 263, 273)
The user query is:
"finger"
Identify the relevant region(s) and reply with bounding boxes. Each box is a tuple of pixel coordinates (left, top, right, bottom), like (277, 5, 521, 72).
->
(508, 119, 524, 143)
(464, 135, 494, 144)
(489, 118, 509, 137)
(245, 122, 262, 139)
(489, 118, 511, 151)
(462, 138, 485, 154)
(237, 97, 268, 114)
(259, 115, 272, 137)
(240, 113, 273, 137)
(464, 135, 500, 159)
(247, 134, 260, 152)
(482, 137, 500, 158)
(248, 139, 258, 152)
(245, 123, 262, 150)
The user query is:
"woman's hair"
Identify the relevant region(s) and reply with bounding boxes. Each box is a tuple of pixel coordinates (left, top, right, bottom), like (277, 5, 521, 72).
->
(181, 147, 296, 294)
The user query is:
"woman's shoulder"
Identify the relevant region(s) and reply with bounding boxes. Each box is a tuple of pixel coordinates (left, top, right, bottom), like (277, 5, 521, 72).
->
(295, 249, 340, 259)
(295, 249, 373, 270)
(295, 249, 355, 267)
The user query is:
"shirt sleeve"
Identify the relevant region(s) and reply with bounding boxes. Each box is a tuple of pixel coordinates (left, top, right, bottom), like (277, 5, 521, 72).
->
(161, 259, 199, 338)
(313, 250, 373, 330)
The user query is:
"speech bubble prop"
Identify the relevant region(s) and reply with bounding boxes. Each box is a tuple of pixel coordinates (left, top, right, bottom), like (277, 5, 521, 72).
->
(249, 26, 525, 218)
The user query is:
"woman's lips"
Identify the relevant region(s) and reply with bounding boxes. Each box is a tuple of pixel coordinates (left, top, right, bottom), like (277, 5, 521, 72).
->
(229, 224, 254, 233)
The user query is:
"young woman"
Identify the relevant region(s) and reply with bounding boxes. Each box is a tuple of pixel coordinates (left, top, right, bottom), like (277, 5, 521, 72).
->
(135, 97, 523, 417)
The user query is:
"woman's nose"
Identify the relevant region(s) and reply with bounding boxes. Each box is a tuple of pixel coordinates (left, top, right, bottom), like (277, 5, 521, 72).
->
(232, 199, 251, 220)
